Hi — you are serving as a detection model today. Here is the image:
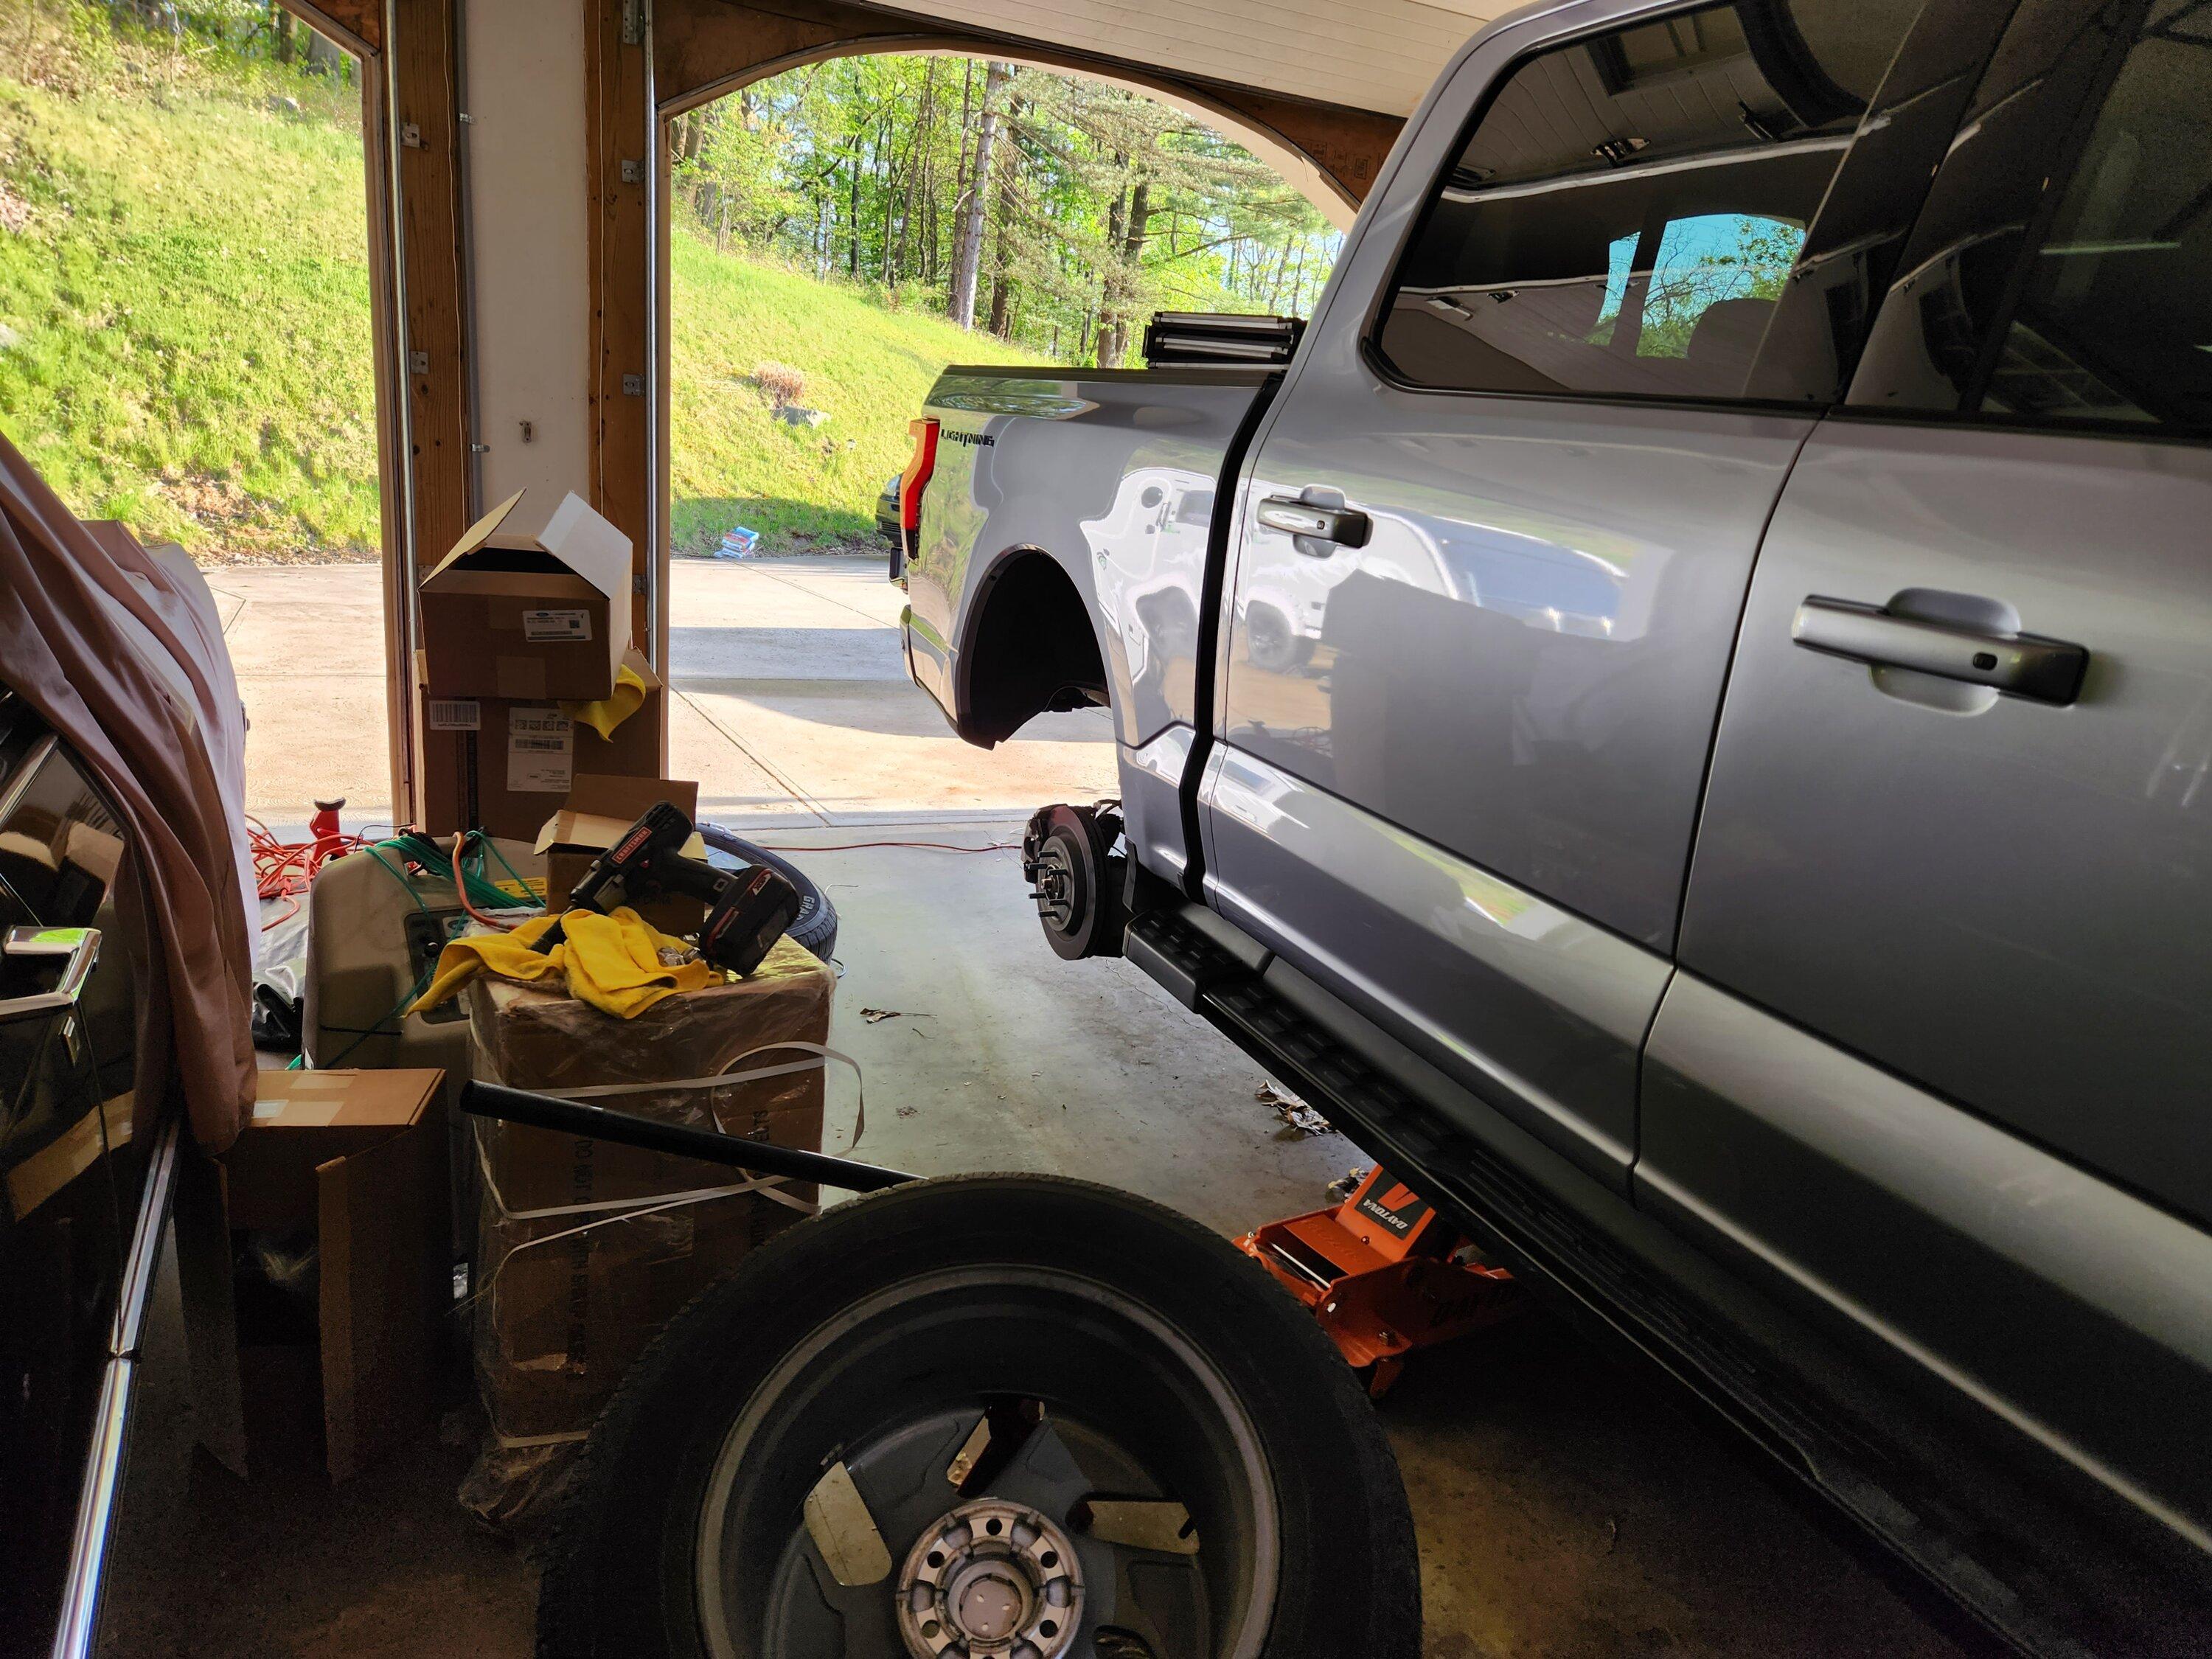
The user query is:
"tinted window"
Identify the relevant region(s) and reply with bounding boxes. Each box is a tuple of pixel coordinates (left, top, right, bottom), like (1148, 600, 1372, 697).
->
(1376, 0, 1926, 403)
(1851, 0, 2212, 431)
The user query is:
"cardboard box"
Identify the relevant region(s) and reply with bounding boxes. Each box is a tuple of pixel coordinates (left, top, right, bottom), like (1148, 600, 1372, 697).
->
(422, 694, 663, 842)
(420, 490, 630, 701)
(535, 773, 708, 935)
(471, 1107, 818, 1443)
(212, 1068, 450, 1481)
(465, 941, 832, 1457)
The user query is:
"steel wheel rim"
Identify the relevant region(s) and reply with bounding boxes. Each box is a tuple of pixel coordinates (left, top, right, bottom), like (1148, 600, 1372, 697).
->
(694, 1265, 1280, 1659)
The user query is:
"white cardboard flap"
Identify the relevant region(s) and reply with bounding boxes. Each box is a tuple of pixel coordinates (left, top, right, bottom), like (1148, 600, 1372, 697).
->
(538, 493, 633, 605)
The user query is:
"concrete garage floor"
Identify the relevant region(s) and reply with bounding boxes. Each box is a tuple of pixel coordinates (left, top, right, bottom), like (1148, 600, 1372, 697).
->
(125, 556, 1971, 1658)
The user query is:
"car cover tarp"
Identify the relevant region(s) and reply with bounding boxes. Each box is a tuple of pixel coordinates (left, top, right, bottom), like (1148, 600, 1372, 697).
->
(0, 433, 255, 1151)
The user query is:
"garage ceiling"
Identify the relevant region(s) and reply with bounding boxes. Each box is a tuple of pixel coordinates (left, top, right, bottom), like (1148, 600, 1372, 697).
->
(877, 0, 1507, 115)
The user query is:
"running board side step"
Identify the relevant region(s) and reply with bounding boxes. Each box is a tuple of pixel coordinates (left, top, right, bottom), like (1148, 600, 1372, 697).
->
(1123, 903, 2101, 1659)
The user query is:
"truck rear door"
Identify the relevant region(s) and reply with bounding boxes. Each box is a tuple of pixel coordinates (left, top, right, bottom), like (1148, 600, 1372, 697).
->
(1201, 0, 1944, 1192)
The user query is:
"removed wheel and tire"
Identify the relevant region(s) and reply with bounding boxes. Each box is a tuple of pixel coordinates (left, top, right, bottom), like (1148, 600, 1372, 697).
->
(538, 1175, 1419, 1659)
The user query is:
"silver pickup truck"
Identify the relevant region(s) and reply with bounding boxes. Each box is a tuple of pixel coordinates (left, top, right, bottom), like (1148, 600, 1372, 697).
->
(900, 0, 2212, 1649)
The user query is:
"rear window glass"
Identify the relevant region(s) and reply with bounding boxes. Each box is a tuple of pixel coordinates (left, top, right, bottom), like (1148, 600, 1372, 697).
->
(1375, 0, 1924, 403)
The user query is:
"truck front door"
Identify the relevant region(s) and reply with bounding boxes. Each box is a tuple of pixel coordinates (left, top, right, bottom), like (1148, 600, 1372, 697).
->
(1203, 0, 1943, 1190)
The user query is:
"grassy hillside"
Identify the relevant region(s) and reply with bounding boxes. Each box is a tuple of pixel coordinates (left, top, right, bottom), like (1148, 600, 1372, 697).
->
(0, 15, 379, 554)
(670, 236, 1040, 554)
(0, 6, 1043, 560)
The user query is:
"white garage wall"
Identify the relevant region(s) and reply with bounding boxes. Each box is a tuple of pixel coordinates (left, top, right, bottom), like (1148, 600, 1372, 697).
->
(463, 0, 594, 540)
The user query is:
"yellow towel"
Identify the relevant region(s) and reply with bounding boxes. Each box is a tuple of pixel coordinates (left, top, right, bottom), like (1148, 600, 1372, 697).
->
(560, 659, 648, 742)
(408, 905, 712, 1020)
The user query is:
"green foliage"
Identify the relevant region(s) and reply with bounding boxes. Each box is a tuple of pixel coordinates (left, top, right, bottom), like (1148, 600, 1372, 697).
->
(672, 55, 1343, 366)
(0, 0, 377, 551)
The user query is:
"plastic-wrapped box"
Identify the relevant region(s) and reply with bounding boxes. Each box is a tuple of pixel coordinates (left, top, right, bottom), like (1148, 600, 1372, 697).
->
(462, 936, 834, 1526)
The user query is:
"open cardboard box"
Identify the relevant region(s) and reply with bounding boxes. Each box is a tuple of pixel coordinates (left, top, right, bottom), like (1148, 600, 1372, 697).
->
(184, 1068, 450, 1482)
(420, 489, 630, 701)
(536, 773, 709, 935)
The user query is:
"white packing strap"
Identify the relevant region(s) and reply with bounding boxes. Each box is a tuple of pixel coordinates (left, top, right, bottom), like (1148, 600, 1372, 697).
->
(538, 1039, 868, 1157)
(468, 1158, 818, 1450)
(473, 1127, 818, 1225)
(469, 1041, 869, 1450)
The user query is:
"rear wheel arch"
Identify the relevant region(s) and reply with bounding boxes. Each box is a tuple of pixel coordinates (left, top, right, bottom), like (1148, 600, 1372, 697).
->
(955, 548, 1110, 748)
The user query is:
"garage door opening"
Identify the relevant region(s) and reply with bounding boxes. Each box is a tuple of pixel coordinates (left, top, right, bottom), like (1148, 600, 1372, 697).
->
(0, 0, 389, 833)
(661, 52, 1343, 830)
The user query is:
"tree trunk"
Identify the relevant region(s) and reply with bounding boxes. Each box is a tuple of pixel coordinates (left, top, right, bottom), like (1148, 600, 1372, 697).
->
(984, 94, 1021, 337)
(847, 144, 860, 279)
(948, 60, 1011, 329)
(950, 60, 975, 296)
(1105, 175, 1152, 365)
(269, 1, 292, 63)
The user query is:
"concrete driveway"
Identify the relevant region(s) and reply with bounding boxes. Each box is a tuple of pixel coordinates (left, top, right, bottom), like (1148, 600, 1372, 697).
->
(218, 554, 1115, 827)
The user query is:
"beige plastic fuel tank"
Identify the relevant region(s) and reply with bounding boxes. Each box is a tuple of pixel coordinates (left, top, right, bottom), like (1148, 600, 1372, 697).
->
(302, 835, 546, 1093)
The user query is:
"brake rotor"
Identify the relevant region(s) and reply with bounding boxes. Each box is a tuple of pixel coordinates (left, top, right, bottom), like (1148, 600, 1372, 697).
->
(1020, 804, 1126, 961)
(894, 1498, 1085, 1659)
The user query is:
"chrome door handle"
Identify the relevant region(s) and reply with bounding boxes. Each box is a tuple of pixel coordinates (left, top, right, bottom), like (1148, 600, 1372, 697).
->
(1, 925, 102, 1024)
(1257, 496, 1371, 554)
(1792, 598, 2087, 705)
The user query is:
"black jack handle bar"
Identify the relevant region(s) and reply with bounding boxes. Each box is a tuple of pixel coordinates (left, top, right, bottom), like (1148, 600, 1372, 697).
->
(460, 1079, 917, 1194)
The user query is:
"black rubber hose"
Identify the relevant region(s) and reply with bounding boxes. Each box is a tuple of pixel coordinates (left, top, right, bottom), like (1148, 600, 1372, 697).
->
(698, 823, 839, 961)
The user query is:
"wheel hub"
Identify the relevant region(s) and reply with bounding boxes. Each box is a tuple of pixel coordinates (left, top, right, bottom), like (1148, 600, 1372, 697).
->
(895, 1498, 1084, 1659)
(1029, 836, 1082, 935)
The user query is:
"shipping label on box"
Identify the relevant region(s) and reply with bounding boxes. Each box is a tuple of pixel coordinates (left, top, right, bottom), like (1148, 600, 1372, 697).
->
(522, 608, 592, 643)
(507, 709, 574, 793)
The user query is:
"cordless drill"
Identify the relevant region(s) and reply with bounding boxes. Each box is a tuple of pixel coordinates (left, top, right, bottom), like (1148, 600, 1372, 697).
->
(538, 801, 801, 976)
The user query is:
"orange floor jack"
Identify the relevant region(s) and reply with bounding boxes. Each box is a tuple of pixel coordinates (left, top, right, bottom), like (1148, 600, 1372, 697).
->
(1238, 1166, 1523, 1396)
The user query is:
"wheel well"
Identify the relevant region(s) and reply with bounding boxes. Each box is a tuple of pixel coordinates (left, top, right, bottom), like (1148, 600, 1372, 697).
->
(959, 552, 1107, 746)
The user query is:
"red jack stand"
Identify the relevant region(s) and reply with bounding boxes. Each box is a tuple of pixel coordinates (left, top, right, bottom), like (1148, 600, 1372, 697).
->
(1238, 1167, 1522, 1396)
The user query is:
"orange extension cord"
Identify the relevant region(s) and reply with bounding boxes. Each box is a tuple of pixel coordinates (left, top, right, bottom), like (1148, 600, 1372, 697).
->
(249, 815, 371, 931)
